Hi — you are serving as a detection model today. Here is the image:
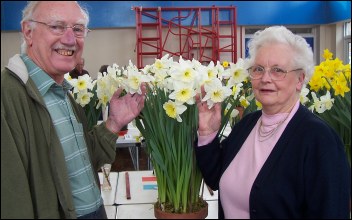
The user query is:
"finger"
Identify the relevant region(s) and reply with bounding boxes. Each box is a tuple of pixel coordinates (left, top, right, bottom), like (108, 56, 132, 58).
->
(200, 85, 206, 97)
(111, 87, 124, 99)
(214, 102, 221, 111)
(140, 82, 147, 95)
(137, 92, 147, 103)
(195, 93, 200, 103)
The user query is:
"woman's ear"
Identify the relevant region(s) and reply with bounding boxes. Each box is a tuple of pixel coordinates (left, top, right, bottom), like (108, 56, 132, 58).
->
(21, 21, 33, 47)
(296, 72, 305, 91)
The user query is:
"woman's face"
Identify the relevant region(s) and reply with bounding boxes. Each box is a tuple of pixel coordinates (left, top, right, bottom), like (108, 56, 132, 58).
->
(250, 43, 305, 114)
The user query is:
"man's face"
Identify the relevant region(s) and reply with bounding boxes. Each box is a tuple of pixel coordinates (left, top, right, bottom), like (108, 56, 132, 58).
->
(22, 1, 87, 83)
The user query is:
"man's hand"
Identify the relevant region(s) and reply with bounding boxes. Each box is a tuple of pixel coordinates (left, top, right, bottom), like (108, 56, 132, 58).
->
(105, 83, 147, 133)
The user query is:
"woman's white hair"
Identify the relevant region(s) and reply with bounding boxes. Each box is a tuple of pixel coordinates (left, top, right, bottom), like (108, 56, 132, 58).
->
(20, 1, 90, 53)
(247, 26, 315, 85)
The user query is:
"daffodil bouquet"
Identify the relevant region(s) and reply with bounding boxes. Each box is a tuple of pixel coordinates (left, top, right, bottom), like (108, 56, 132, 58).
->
(133, 54, 252, 214)
(300, 49, 351, 165)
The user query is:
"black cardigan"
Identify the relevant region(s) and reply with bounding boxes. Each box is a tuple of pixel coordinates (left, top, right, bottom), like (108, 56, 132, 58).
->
(195, 104, 350, 219)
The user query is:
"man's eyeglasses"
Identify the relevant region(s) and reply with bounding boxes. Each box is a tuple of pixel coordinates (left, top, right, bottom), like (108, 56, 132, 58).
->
(247, 66, 303, 81)
(29, 20, 90, 38)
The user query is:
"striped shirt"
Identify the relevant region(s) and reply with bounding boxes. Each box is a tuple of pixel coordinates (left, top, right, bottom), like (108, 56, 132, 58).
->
(21, 54, 103, 217)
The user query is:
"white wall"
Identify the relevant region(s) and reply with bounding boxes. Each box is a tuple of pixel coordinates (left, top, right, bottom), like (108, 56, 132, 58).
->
(83, 28, 138, 79)
(1, 23, 348, 78)
(1, 31, 22, 71)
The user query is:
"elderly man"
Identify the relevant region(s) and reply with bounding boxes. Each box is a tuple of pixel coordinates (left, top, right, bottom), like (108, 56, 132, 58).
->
(1, 1, 146, 219)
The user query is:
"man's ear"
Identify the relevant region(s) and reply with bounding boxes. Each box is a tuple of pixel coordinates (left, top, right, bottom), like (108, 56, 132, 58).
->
(21, 21, 33, 47)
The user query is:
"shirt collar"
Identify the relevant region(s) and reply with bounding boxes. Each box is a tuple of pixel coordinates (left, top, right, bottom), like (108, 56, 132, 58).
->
(20, 54, 73, 96)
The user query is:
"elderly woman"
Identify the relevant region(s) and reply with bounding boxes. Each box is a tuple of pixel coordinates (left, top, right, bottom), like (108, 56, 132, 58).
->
(195, 26, 350, 219)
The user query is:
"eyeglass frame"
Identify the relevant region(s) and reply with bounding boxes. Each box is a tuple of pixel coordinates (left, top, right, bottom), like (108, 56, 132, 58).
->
(28, 19, 91, 38)
(247, 65, 303, 81)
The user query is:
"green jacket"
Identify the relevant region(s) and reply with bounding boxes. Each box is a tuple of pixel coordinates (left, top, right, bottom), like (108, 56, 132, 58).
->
(1, 54, 117, 219)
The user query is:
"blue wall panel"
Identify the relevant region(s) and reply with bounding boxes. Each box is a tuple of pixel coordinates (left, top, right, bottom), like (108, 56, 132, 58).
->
(1, 1, 350, 31)
(327, 1, 351, 23)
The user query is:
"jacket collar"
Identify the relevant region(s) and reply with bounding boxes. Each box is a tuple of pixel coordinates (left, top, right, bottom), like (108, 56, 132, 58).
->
(6, 54, 29, 84)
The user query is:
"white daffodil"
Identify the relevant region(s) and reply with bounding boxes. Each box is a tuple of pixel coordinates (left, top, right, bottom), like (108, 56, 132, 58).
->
(124, 69, 153, 95)
(76, 90, 94, 107)
(224, 58, 249, 87)
(64, 73, 73, 81)
(170, 57, 198, 84)
(169, 81, 196, 105)
(232, 83, 243, 99)
(300, 85, 310, 105)
(310, 92, 324, 113)
(319, 91, 334, 112)
(200, 61, 218, 85)
(107, 63, 121, 76)
(308, 88, 334, 113)
(202, 78, 232, 108)
(73, 74, 94, 93)
(151, 54, 174, 75)
(215, 60, 225, 79)
(163, 100, 187, 122)
(239, 95, 250, 108)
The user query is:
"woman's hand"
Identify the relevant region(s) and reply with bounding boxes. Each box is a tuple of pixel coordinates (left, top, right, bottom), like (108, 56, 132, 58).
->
(195, 86, 221, 136)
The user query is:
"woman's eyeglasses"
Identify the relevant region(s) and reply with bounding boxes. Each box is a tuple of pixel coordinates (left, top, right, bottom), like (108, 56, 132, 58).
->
(247, 66, 303, 81)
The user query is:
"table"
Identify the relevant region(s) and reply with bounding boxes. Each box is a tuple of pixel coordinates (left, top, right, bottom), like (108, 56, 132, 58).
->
(98, 172, 118, 205)
(116, 125, 146, 170)
(114, 170, 219, 219)
(104, 205, 117, 219)
(115, 170, 157, 205)
(115, 171, 218, 205)
(115, 200, 218, 219)
(98, 171, 219, 218)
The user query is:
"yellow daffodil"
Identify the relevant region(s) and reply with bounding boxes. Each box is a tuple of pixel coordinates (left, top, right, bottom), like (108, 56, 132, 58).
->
(301, 49, 351, 165)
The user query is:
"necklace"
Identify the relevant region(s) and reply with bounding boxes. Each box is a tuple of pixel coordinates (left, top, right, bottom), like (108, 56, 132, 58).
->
(258, 112, 290, 142)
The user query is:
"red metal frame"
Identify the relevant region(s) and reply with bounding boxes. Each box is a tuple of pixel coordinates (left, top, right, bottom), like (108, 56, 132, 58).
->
(134, 6, 237, 69)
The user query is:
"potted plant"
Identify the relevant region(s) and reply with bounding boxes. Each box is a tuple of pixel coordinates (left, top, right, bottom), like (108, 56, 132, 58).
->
(132, 54, 252, 217)
(68, 55, 253, 217)
(300, 49, 351, 166)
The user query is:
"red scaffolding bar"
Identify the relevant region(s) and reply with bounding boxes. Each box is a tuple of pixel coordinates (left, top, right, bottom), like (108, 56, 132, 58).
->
(133, 6, 237, 68)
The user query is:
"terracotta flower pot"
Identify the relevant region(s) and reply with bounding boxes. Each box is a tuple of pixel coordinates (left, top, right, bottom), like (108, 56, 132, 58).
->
(154, 200, 208, 219)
